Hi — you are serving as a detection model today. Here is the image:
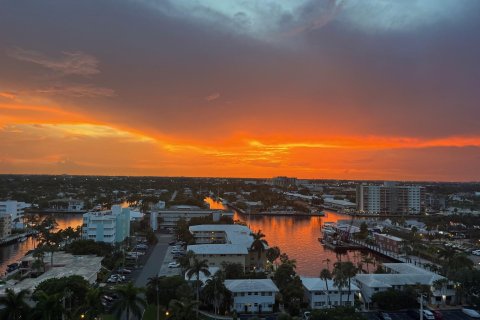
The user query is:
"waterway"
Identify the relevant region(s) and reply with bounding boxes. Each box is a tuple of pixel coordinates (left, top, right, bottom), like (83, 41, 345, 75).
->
(0, 214, 83, 274)
(205, 197, 391, 276)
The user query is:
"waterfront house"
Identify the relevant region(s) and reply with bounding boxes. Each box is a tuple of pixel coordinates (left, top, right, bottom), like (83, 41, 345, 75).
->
(374, 233, 403, 253)
(301, 277, 360, 308)
(225, 279, 278, 313)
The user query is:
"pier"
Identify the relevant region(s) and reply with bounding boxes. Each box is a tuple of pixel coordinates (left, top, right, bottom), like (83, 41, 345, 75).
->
(0, 231, 35, 246)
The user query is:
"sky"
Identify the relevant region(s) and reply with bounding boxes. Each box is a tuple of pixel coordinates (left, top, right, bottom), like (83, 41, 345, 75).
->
(1, 0, 480, 181)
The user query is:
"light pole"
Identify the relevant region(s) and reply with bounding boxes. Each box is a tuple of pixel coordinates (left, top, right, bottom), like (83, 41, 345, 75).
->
(419, 293, 426, 320)
(156, 284, 159, 320)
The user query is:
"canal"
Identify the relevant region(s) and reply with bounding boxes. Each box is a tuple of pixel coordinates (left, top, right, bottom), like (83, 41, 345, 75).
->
(0, 214, 83, 274)
(205, 197, 391, 276)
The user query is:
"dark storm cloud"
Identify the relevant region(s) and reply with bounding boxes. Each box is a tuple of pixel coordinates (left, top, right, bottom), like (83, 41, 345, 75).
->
(1, 0, 479, 140)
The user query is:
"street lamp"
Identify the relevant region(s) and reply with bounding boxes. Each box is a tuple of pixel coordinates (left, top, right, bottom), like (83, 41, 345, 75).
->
(419, 293, 427, 320)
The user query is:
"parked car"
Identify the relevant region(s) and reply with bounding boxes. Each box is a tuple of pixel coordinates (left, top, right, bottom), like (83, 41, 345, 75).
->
(169, 241, 176, 245)
(302, 311, 311, 320)
(107, 274, 126, 283)
(462, 308, 480, 318)
(116, 268, 132, 274)
(380, 312, 392, 320)
(168, 262, 180, 268)
(422, 310, 435, 320)
(135, 244, 148, 250)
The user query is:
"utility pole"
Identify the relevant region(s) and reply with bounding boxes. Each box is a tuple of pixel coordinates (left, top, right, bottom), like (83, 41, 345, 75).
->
(156, 284, 160, 320)
(420, 294, 424, 320)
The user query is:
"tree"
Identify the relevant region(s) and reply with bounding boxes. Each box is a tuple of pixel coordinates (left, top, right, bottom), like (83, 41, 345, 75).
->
(222, 262, 245, 279)
(79, 287, 105, 320)
(334, 262, 357, 305)
(333, 263, 348, 306)
(250, 230, 268, 269)
(111, 282, 147, 320)
(33, 275, 90, 308)
(32, 290, 65, 320)
(361, 256, 373, 273)
(168, 299, 199, 320)
(320, 268, 332, 307)
(358, 222, 368, 240)
(0, 288, 31, 320)
(146, 275, 191, 307)
(178, 250, 195, 273)
(202, 271, 228, 314)
(266, 246, 281, 264)
(186, 257, 211, 317)
(32, 249, 45, 274)
(37, 227, 62, 270)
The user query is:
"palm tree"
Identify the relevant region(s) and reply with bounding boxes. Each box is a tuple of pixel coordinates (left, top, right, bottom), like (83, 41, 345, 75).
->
(186, 257, 211, 317)
(111, 282, 147, 320)
(322, 258, 331, 270)
(361, 256, 374, 273)
(79, 287, 105, 320)
(266, 246, 281, 267)
(178, 250, 195, 273)
(202, 271, 227, 314)
(333, 263, 348, 306)
(33, 290, 65, 320)
(340, 261, 357, 305)
(169, 299, 199, 320)
(319, 268, 332, 307)
(250, 230, 268, 270)
(32, 249, 45, 273)
(0, 288, 31, 320)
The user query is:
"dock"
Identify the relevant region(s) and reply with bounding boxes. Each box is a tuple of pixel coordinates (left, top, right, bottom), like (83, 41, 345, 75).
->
(0, 231, 35, 246)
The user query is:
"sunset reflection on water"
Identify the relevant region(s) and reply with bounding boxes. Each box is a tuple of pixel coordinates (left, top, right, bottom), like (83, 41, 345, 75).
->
(206, 197, 387, 276)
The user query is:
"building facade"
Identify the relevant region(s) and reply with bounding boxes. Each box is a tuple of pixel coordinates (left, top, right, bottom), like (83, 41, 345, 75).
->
(0, 200, 30, 229)
(374, 233, 403, 253)
(82, 205, 130, 243)
(356, 183, 425, 215)
(188, 224, 267, 271)
(157, 208, 234, 229)
(0, 214, 12, 239)
(225, 279, 278, 313)
(301, 277, 360, 308)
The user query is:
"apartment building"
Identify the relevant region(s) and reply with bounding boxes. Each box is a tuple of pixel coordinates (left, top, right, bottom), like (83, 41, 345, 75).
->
(301, 277, 360, 308)
(157, 207, 234, 229)
(0, 200, 30, 229)
(82, 205, 130, 244)
(187, 224, 267, 271)
(356, 182, 425, 215)
(225, 279, 279, 313)
(0, 214, 12, 238)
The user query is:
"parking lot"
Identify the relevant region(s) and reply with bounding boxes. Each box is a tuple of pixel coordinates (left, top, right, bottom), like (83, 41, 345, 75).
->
(362, 310, 474, 320)
(158, 245, 183, 277)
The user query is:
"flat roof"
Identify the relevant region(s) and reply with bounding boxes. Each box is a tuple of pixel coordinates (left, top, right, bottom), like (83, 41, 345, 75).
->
(187, 244, 249, 255)
(189, 224, 255, 248)
(225, 279, 279, 293)
(301, 277, 359, 291)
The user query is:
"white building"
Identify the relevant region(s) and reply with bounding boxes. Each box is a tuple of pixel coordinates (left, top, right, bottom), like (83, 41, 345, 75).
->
(187, 224, 267, 271)
(0, 200, 30, 229)
(0, 214, 12, 239)
(354, 263, 455, 307)
(82, 205, 130, 244)
(301, 277, 360, 308)
(158, 208, 233, 229)
(225, 279, 278, 313)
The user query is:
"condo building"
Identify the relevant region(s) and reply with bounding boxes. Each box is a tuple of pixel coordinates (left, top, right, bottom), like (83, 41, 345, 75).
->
(0, 200, 31, 229)
(356, 182, 425, 215)
(82, 205, 130, 244)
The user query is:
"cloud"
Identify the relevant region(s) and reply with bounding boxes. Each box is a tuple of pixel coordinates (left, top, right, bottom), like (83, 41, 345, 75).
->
(0, 92, 16, 100)
(7, 47, 100, 76)
(205, 92, 220, 101)
(35, 85, 115, 98)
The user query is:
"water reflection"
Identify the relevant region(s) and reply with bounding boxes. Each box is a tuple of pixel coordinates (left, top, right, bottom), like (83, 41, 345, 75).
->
(0, 214, 83, 274)
(206, 197, 389, 276)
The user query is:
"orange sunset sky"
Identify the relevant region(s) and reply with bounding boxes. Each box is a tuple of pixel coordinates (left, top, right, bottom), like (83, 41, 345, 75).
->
(1, 0, 480, 181)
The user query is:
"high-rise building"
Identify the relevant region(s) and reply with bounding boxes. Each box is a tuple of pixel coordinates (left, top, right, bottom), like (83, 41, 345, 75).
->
(271, 176, 297, 188)
(82, 205, 130, 243)
(356, 182, 425, 215)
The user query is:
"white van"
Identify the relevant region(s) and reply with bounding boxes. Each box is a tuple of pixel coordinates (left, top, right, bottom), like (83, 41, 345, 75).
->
(462, 308, 480, 318)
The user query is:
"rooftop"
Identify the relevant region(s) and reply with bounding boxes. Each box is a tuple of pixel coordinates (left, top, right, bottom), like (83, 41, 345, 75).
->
(187, 244, 249, 255)
(225, 279, 279, 293)
(189, 224, 255, 248)
(301, 277, 360, 291)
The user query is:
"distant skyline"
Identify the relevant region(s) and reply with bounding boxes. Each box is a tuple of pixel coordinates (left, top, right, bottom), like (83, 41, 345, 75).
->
(1, 0, 480, 181)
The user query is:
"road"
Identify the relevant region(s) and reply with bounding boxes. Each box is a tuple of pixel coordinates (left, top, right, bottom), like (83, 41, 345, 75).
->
(362, 309, 474, 320)
(134, 233, 172, 288)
